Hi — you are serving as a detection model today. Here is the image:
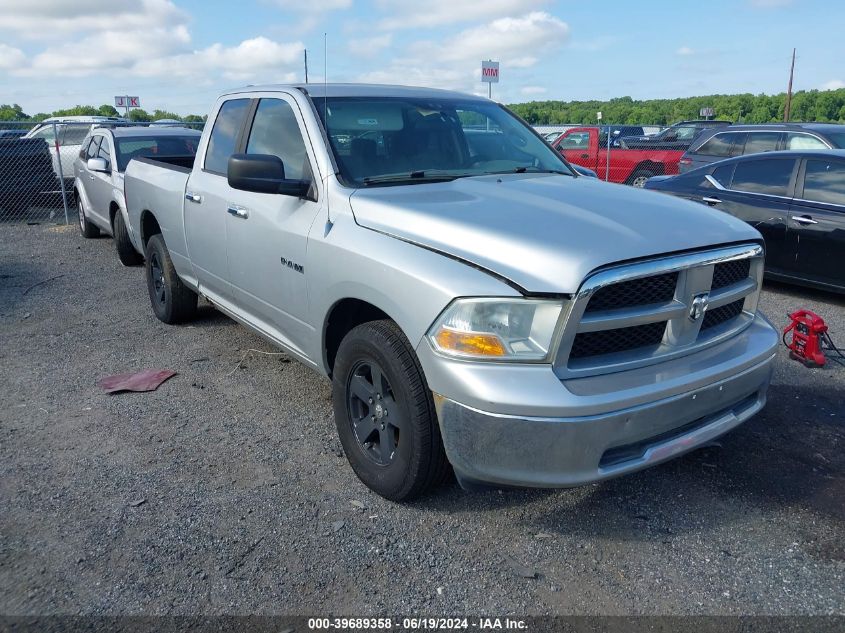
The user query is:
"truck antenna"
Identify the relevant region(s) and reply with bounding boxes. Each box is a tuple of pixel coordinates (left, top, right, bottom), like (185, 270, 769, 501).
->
(324, 32, 333, 231)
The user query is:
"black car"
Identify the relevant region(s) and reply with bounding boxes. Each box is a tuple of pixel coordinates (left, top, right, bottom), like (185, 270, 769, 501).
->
(620, 120, 731, 151)
(645, 149, 845, 293)
(680, 123, 845, 173)
(599, 125, 644, 148)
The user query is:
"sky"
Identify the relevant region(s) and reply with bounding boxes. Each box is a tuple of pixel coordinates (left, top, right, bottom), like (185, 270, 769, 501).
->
(1, 0, 844, 116)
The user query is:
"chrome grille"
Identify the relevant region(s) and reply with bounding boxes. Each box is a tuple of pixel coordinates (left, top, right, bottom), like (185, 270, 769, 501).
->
(555, 244, 764, 378)
(712, 259, 751, 290)
(584, 272, 678, 313)
(570, 322, 667, 359)
(701, 298, 744, 331)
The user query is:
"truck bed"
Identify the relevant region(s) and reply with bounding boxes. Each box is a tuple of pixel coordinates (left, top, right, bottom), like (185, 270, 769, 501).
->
(124, 155, 193, 258)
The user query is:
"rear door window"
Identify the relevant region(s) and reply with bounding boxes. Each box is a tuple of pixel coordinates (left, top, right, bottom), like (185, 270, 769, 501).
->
(741, 132, 782, 155)
(204, 98, 250, 175)
(801, 159, 845, 206)
(731, 158, 796, 197)
(696, 133, 735, 157)
(786, 133, 829, 150)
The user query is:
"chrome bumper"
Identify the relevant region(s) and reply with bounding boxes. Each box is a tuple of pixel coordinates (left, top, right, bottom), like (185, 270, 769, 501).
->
(421, 314, 778, 489)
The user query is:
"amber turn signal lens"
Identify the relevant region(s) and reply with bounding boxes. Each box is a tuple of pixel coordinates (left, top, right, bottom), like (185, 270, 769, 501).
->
(434, 329, 506, 357)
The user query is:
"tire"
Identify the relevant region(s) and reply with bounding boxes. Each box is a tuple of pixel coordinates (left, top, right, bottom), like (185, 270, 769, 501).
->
(144, 233, 197, 324)
(77, 196, 100, 238)
(332, 320, 451, 501)
(628, 169, 656, 188)
(113, 211, 143, 266)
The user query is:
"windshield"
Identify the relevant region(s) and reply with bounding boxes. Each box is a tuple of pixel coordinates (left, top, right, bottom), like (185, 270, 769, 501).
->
(115, 135, 200, 171)
(314, 96, 573, 186)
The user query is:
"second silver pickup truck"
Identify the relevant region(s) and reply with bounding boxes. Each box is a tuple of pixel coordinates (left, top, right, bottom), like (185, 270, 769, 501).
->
(124, 84, 778, 500)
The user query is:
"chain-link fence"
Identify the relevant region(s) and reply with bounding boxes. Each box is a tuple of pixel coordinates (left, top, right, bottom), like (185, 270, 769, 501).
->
(537, 121, 732, 186)
(0, 120, 204, 224)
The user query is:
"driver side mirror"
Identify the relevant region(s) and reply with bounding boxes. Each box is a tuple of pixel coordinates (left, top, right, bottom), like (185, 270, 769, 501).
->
(87, 157, 109, 173)
(227, 153, 311, 197)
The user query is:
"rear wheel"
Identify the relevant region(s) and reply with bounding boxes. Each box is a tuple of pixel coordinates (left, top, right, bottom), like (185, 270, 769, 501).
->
(113, 211, 143, 266)
(332, 320, 450, 501)
(144, 233, 197, 324)
(628, 169, 656, 188)
(77, 196, 99, 238)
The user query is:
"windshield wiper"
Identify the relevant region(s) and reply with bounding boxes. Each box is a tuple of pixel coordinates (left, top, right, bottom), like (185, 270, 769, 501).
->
(487, 167, 573, 176)
(362, 170, 473, 186)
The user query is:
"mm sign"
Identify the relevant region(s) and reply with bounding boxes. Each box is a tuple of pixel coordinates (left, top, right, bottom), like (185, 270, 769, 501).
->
(481, 61, 500, 83)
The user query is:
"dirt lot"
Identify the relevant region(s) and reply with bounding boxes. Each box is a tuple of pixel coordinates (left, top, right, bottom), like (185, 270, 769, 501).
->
(1, 224, 843, 616)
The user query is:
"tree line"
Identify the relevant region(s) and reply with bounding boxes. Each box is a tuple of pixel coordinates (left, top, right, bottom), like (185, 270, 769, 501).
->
(0, 103, 206, 123)
(509, 88, 845, 125)
(3, 87, 845, 126)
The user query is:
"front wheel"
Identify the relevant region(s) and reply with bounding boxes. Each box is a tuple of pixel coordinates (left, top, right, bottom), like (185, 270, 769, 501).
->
(332, 320, 450, 501)
(144, 233, 197, 324)
(113, 211, 143, 266)
(628, 169, 656, 188)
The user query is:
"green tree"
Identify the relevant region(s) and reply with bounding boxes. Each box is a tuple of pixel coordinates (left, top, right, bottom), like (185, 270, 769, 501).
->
(50, 105, 99, 117)
(151, 109, 182, 121)
(127, 108, 151, 122)
(97, 104, 120, 117)
(0, 103, 29, 121)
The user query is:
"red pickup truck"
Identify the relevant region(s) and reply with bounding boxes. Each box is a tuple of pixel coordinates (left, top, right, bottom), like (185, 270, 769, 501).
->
(551, 127, 683, 187)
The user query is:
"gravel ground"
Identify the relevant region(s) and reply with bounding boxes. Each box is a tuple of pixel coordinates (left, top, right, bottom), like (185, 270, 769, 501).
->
(0, 223, 842, 616)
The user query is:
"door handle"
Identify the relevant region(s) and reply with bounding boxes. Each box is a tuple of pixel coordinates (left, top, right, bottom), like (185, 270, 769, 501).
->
(185, 192, 202, 203)
(792, 215, 818, 225)
(89, 175, 95, 180)
(580, 153, 589, 159)
(702, 196, 722, 205)
(227, 205, 249, 219)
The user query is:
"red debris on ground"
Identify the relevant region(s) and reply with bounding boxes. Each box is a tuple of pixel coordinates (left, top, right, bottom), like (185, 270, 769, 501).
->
(97, 369, 177, 394)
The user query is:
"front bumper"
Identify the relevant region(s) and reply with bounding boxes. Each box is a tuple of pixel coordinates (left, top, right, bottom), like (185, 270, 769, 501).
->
(419, 313, 778, 488)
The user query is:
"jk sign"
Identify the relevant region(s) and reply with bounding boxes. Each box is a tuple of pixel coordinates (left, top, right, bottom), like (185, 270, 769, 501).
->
(114, 96, 141, 108)
(481, 61, 500, 83)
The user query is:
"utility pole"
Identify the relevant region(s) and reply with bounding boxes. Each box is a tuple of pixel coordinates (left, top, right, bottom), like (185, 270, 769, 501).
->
(304, 49, 309, 83)
(784, 48, 795, 122)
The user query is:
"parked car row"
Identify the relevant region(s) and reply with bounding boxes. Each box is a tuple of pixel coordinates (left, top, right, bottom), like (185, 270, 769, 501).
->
(74, 126, 201, 265)
(72, 83, 781, 503)
(646, 149, 845, 293)
(679, 123, 845, 172)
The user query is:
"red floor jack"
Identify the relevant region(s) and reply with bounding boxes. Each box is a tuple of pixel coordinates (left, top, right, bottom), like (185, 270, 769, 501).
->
(782, 310, 845, 368)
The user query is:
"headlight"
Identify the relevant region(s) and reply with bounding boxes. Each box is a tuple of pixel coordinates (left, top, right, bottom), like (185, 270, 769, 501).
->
(427, 298, 566, 362)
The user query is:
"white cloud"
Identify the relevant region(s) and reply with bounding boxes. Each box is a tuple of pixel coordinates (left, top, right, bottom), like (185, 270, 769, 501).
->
(676, 46, 695, 56)
(418, 12, 568, 67)
(356, 11, 568, 99)
(270, 0, 351, 9)
(348, 34, 393, 58)
(376, 0, 547, 30)
(135, 37, 304, 81)
(821, 79, 845, 90)
(0, 44, 26, 69)
(0, 0, 187, 37)
(520, 86, 547, 95)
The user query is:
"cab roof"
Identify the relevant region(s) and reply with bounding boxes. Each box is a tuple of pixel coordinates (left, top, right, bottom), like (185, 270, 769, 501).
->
(221, 83, 489, 101)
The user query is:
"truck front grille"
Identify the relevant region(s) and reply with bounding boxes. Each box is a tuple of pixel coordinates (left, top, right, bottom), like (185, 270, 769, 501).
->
(701, 299, 745, 331)
(570, 322, 667, 359)
(712, 259, 751, 290)
(584, 272, 678, 313)
(554, 244, 764, 378)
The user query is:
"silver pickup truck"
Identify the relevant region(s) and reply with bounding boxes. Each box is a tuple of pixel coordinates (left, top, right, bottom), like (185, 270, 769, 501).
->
(124, 84, 778, 501)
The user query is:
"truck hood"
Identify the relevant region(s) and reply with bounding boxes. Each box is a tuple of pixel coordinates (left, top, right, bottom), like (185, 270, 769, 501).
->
(348, 173, 761, 294)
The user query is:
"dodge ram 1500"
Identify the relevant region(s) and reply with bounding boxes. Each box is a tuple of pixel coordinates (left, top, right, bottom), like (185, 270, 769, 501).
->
(124, 84, 778, 500)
